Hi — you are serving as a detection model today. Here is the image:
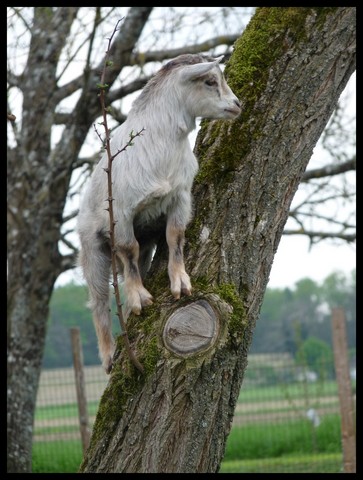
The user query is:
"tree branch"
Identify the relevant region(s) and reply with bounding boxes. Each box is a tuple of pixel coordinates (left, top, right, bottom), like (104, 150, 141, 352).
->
(53, 33, 239, 105)
(282, 228, 356, 242)
(128, 34, 241, 66)
(107, 77, 150, 103)
(59, 233, 78, 253)
(97, 19, 145, 374)
(59, 252, 78, 273)
(302, 157, 356, 181)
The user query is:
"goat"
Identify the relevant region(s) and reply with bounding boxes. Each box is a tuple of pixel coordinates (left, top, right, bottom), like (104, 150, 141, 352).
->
(77, 53, 241, 373)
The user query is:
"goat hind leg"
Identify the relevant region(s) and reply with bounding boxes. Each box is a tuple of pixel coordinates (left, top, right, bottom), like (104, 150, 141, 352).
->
(79, 245, 115, 374)
(117, 239, 153, 315)
(166, 222, 192, 299)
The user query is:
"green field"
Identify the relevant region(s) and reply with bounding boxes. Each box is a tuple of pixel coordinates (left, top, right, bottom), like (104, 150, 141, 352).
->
(32, 376, 346, 473)
(32, 413, 343, 473)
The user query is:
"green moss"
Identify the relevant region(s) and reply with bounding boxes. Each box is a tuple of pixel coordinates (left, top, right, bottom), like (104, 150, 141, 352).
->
(82, 280, 248, 468)
(185, 216, 202, 250)
(225, 7, 337, 101)
(141, 335, 160, 375)
(195, 7, 338, 190)
(84, 357, 143, 460)
(215, 283, 247, 345)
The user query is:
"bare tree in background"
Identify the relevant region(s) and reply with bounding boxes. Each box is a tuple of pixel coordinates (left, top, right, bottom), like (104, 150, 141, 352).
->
(6, 6, 251, 472)
(286, 86, 356, 246)
(7, 7, 355, 473)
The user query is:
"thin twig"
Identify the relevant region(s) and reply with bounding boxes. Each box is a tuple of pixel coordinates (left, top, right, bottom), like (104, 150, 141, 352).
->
(97, 19, 144, 374)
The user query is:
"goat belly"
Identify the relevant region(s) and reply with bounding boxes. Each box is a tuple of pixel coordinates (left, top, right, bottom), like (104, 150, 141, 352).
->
(134, 213, 167, 241)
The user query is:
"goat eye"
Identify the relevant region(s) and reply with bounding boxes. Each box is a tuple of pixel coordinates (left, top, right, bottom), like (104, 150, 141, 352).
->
(205, 79, 216, 87)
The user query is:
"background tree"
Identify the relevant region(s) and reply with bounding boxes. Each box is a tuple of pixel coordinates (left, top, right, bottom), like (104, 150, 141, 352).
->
(295, 336, 334, 380)
(6, 6, 252, 473)
(7, 6, 355, 473)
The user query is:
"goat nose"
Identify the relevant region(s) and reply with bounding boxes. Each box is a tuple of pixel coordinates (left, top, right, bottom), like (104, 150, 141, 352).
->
(234, 99, 241, 109)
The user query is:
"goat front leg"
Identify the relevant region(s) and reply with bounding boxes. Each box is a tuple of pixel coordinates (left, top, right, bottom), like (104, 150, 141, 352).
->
(166, 221, 192, 299)
(117, 239, 153, 315)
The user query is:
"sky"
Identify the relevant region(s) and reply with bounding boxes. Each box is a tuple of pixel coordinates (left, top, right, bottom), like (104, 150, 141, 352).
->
(267, 234, 355, 289)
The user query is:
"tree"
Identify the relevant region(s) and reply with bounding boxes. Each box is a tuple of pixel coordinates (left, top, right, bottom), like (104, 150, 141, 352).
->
(7, 6, 355, 473)
(78, 8, 355, 473)
(296, 336, 334, 380)
(6, 6, 252, 472)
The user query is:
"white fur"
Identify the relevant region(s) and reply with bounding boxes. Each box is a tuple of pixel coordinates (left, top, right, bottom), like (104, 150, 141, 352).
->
(77, 53, 241, 372)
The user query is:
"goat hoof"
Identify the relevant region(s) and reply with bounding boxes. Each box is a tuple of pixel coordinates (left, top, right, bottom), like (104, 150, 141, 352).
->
(182, 286, 192, 296)
(131, 305, 142, 315)
(104, 357, 113, 375)
(142, 297, 153, 307)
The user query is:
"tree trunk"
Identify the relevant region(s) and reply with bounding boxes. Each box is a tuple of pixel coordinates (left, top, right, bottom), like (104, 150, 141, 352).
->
(7, 9, 79, 472)
(79, 7, 355, 473)
(7, 7, 153, 473)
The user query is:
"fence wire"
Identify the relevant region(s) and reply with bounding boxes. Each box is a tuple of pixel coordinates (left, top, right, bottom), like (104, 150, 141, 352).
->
(33, 353, 355, 473)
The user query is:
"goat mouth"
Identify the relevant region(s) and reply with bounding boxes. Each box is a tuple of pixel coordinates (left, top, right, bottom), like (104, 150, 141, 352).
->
(224, 107, 241, 116)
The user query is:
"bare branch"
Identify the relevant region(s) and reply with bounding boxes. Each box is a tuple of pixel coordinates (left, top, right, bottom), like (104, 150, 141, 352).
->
(53, 78, 84, 105)
(128, 34, 240, 66)
(62, 209, 79, 224)
(107, 77, 150, 103)
(59, 252, 78, 273)
(7, 70, 22, 89)
(97, 20, 144, 374)
(72, 153, 100, 169)
(53, 33, 238, 105)
(302, 157, 356, 181)
(56, 8, 101, 83)
(54, 112, 72, 125)
(289, 210, 355, 230)
(283, 228, 356, 243)
(59, 233, 78, 253)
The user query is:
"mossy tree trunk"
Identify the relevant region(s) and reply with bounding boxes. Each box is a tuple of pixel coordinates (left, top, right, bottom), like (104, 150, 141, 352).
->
(79, 7, 355, 473)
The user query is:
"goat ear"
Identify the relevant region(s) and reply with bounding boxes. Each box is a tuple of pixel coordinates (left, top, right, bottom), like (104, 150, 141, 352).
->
(213, 55, 224, 63)
(180, 61, 219, 81)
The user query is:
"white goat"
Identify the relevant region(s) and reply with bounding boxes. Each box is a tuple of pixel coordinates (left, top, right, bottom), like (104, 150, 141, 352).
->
(77, 53, 241, 373)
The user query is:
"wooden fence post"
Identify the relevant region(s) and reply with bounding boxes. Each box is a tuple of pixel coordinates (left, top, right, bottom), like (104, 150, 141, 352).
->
(331, 307, 356, 473)
(70, 327, 90, 455)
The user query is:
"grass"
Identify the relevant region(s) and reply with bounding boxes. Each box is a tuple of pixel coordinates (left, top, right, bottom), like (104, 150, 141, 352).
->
(220, 453, 343, 473)
(223, 414, 341, 462)
(32, 414, 342, 473)
(32, 440, 83, 473)
(237, 380, 338, 403)
(32, 375, 348, 473)
(35, 400, 100, 421)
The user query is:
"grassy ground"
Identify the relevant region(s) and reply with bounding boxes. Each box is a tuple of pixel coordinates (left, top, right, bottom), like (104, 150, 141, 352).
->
(32, 440, 82, 473)
(32, 414, 342, 473)
(32, 370, 350, 473)
(220, 453, 342, 473)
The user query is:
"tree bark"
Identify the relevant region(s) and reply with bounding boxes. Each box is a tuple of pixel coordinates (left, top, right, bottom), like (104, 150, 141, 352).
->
(7, 7, 153, 473)
(7, 9, 79, 473)
(79, 7, 356, 473)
